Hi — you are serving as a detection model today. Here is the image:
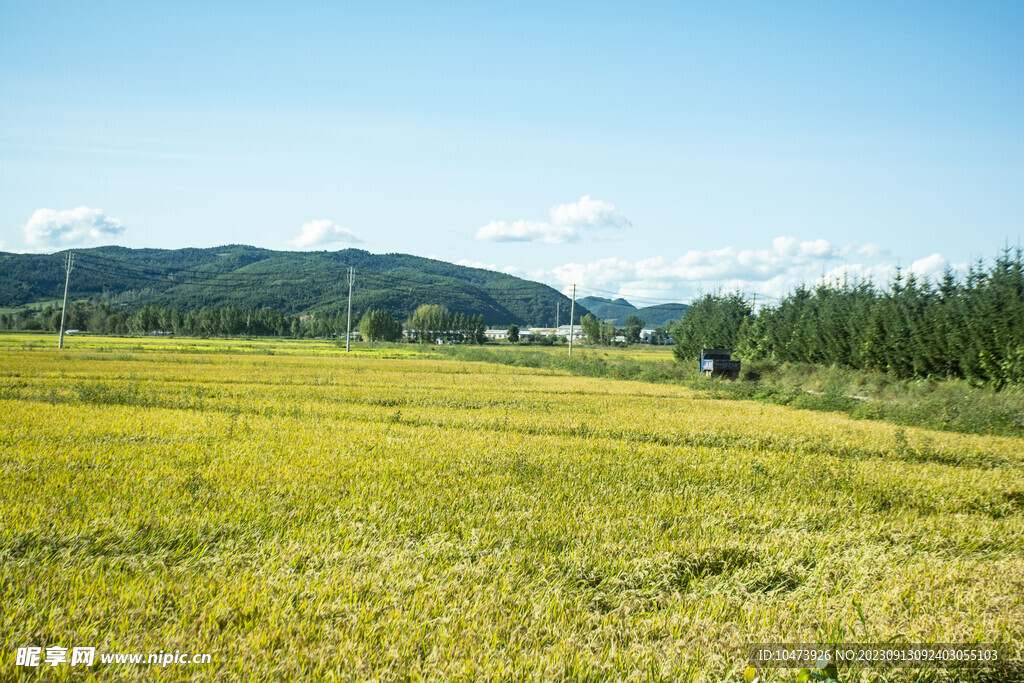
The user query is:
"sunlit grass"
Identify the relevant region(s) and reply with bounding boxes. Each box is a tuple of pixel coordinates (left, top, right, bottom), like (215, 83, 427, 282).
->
(0, 332, 430, 359)
(0, 335, 1021, 681)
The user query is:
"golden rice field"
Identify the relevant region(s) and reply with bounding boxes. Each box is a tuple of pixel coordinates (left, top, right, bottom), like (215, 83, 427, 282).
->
(1, 335, 1022, 681)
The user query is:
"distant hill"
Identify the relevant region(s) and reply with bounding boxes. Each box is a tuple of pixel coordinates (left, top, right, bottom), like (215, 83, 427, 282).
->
(0, 246, 586, 326)
(577, 296, 637, 322)
(631, 303, 690, 328)
(577, 296, 688, 328)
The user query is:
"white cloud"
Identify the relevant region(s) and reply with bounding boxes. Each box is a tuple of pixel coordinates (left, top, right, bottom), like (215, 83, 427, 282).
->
(820, 262, 897, 288)
(288, 220, 362, 249)
(577, 237, 846, 284)
(549, 196, 630, 230)
(475, 220, 576, 244)
(22, 207, 125, 251)
(475, 196, 631, 243)
(857, 243, 888, 259)
(909, 253, 949, 281)
(536, 237, 921, 304)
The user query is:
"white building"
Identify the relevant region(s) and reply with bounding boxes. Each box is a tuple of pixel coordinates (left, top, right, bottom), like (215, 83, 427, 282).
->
(555, 324, 583, 340)
(484, 328, 533, 340)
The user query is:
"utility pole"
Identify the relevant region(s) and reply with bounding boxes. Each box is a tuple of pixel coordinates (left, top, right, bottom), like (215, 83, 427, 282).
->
(345, 267, 354, 352)
(556, 301, 560, 329)
(58, 252, 74, 350)
(568, 284, 576, 357)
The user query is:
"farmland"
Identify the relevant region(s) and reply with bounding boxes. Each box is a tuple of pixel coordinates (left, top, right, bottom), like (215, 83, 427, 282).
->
(1, 335, 1023, 681)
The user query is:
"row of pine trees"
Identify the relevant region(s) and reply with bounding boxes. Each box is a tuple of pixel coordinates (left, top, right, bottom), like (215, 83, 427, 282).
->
(673, 248, 1024, 387)
(404, 304, 487, 344)
(0, 300, 490, 344)
(0, 302, 344, 338)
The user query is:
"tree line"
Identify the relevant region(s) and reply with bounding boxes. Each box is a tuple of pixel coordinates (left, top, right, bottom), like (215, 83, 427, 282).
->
(404, 304, 487, 344)
(1, 302, 310, 337)
(672, 248, 1024, 387)
(0, 300, 491, 344)
(579, 313, 674, 345)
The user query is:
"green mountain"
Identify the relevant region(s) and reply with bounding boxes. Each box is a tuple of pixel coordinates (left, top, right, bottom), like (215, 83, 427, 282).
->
(630, 303, 690, 328)
(577, 296, 688, 328)
(577, 296, 637, 322)
(0, 246, 585, 326)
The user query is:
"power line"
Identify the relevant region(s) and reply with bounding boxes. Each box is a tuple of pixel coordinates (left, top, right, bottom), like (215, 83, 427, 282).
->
(74, 251, 533, 296)
(68, 250, 787, 307)
(71, 251, 579, 299)
(73, 253, 304, 286)
(75, 252, 682, 314)
(572, 282, 783, 305)
(71, 262, 246, 290)
(571, 283, 685, 303)
(67, 250, 776, 317)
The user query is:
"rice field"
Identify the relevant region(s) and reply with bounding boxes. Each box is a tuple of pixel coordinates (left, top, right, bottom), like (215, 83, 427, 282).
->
(1, 335, 1022, 681)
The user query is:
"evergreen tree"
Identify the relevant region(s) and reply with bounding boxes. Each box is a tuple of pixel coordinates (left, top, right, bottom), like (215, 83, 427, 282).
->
(672, 292, 752, 360)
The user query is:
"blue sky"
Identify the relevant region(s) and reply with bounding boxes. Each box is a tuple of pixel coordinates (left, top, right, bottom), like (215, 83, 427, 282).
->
(2, 1, 1021, 304)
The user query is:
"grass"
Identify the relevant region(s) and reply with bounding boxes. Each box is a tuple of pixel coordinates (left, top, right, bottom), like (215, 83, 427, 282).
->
(0, 299, 62, 313)
(432, 345, 1024, 439)
(0, 332, 432, 359)
(727, 361, 1024, 439)
(0, 334, 1022, 680)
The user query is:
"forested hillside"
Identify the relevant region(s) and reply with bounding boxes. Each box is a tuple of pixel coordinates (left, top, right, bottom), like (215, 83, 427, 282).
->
(0, 246, 584, 326)
(577, 296, 636, 321)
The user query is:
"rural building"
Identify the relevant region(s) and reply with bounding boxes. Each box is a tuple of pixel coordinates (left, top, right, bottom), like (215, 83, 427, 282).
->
(555, 324, 583, 340)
